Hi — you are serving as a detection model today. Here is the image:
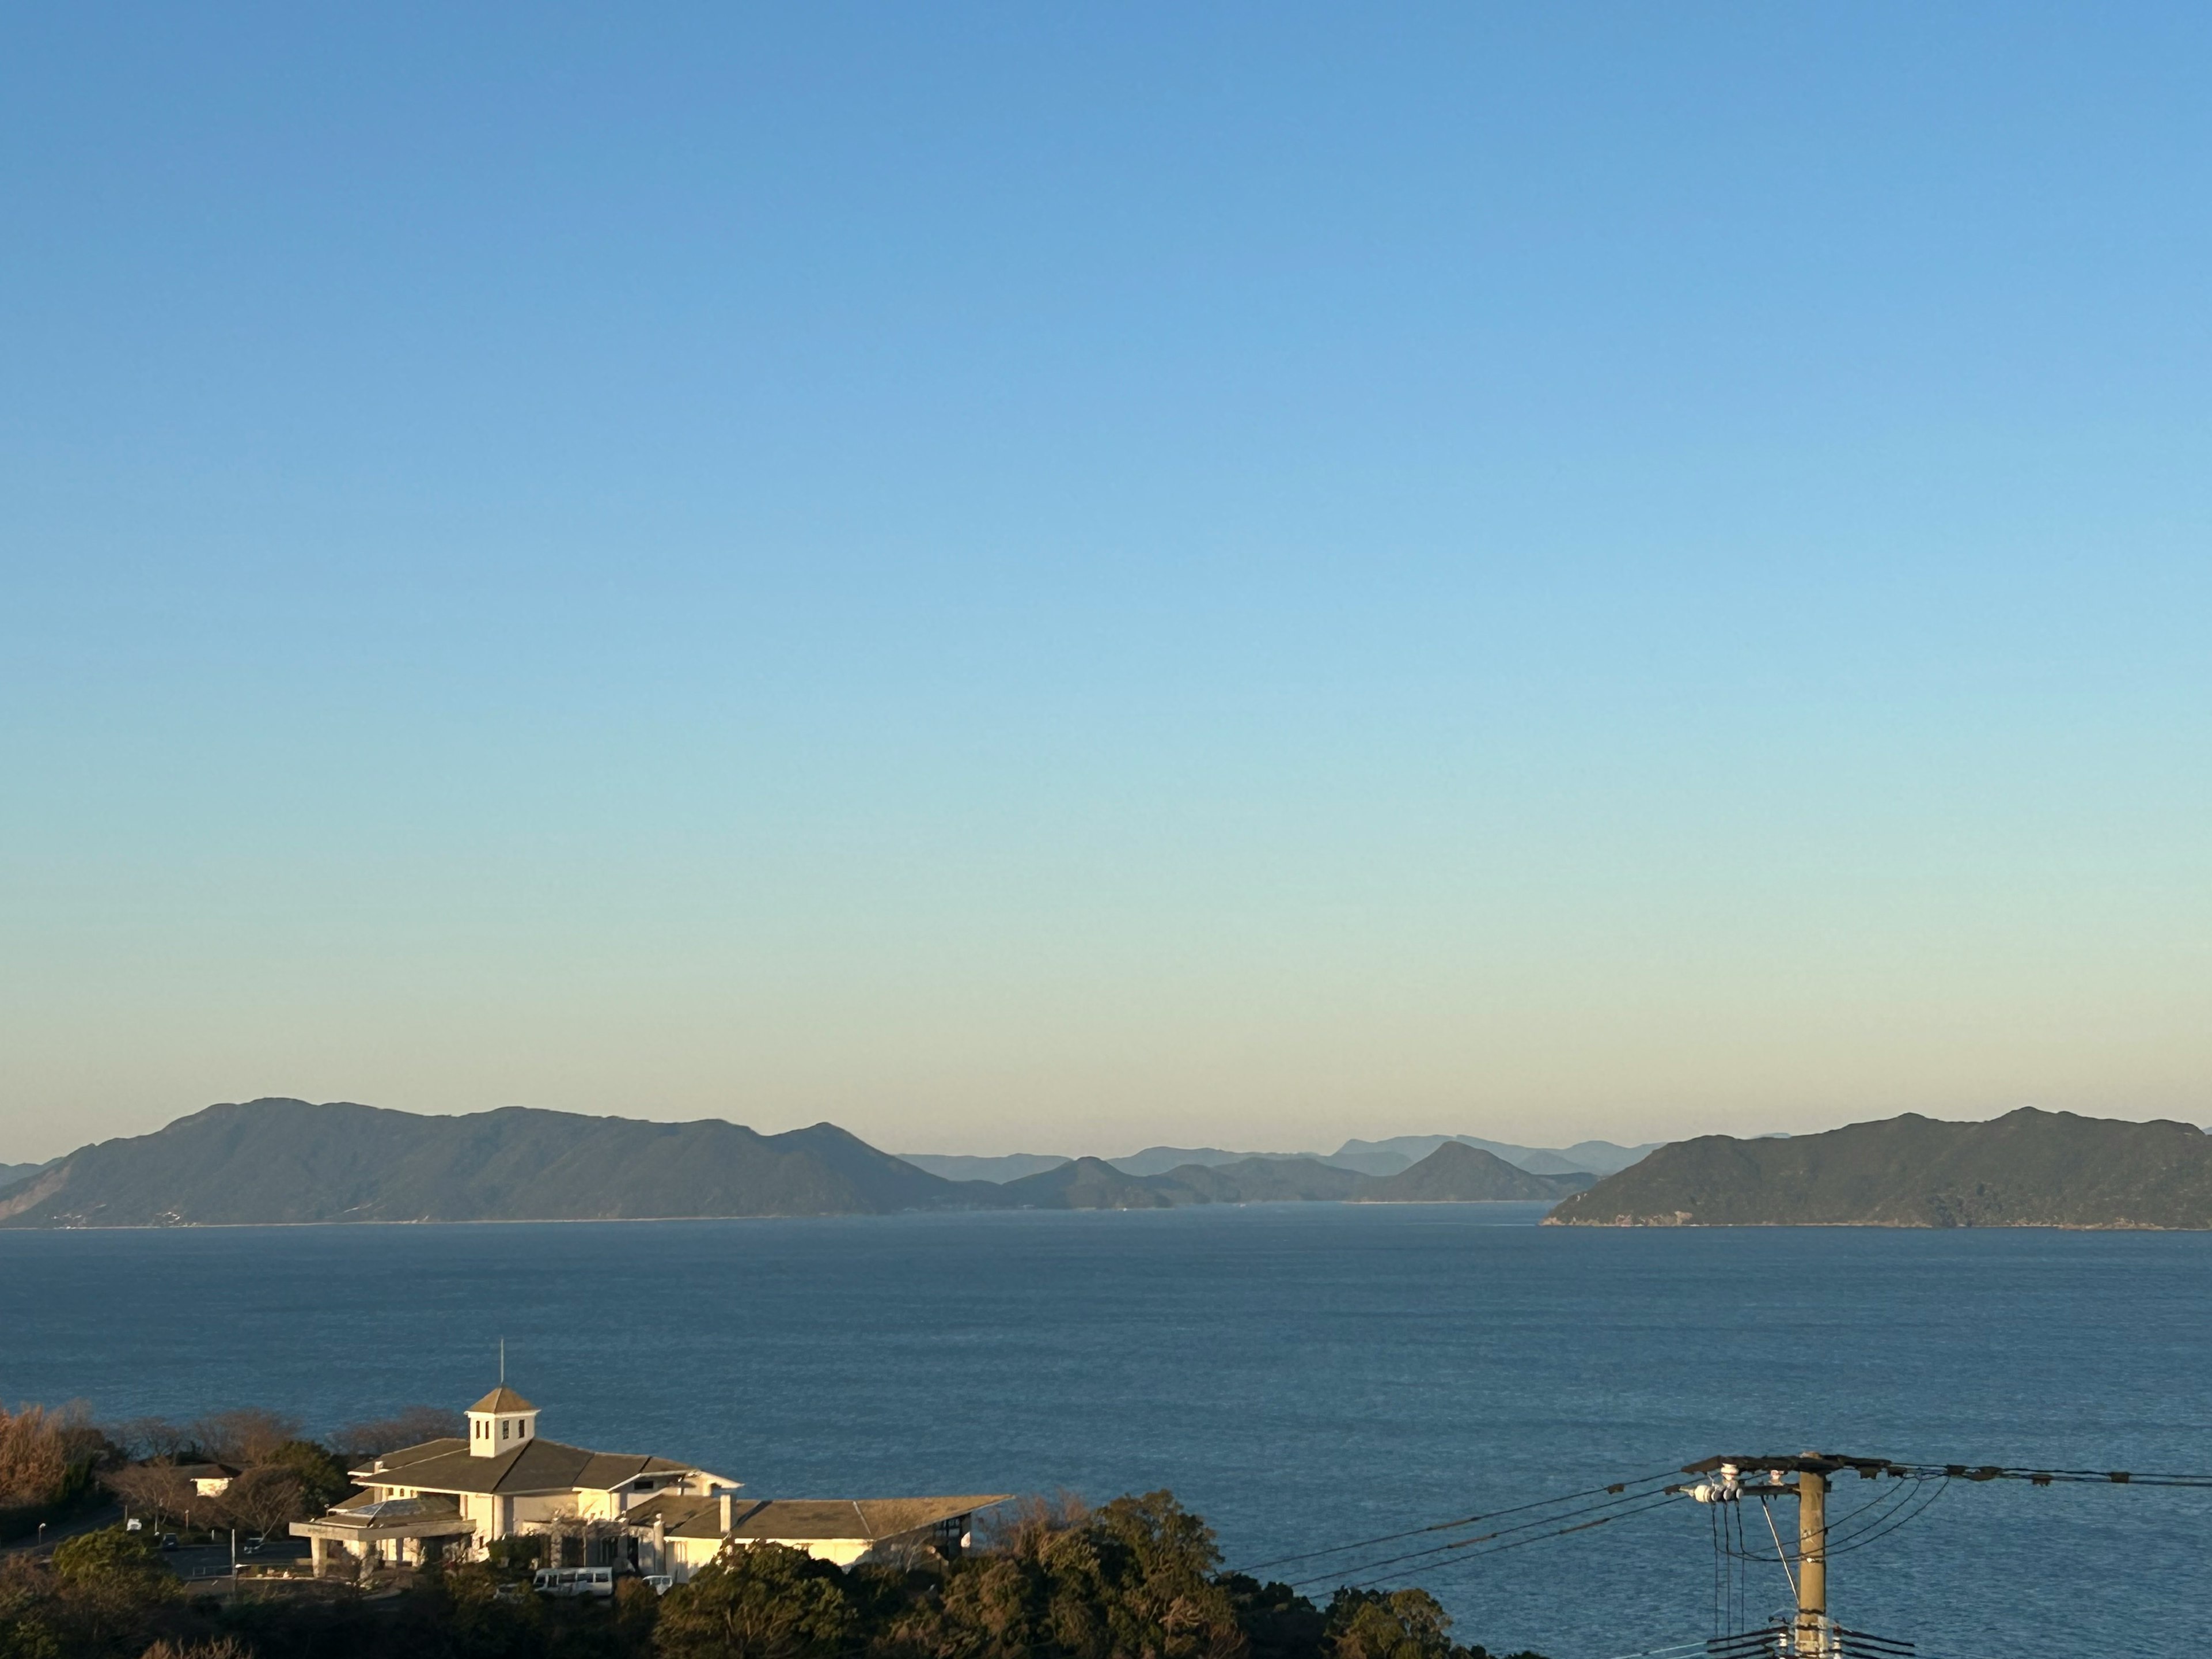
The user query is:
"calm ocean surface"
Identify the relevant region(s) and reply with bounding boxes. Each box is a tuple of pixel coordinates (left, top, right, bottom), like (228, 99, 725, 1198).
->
(2, 1205, 2206, 1658)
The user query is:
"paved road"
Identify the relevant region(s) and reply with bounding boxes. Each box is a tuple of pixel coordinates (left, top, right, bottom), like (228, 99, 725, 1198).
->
(1, 1510, 315, 1586)
(0, 1502, 121, 1559)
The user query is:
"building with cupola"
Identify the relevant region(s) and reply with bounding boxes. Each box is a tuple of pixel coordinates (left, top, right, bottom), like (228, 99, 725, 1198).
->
(293, 1383, 1002, 1584)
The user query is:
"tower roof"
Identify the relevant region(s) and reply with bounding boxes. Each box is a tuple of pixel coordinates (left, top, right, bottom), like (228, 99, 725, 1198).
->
(469, 1386, 536, 1414)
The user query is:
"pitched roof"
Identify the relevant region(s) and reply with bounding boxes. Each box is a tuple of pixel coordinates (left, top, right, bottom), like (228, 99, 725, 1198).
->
(469, 1385, 536, 1414)
(350, 1435, 695, 1496)
(623, 1494, 1009, 1544)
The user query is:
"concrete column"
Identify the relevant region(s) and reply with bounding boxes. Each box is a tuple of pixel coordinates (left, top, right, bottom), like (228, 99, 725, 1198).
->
(310, 1536, 328, 1577)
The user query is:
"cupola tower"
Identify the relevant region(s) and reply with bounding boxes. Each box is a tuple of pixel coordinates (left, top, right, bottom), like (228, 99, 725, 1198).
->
(467, 1387, 539, 1457)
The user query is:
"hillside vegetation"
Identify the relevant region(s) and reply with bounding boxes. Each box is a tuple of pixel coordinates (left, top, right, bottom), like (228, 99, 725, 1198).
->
(1357, 1142, 1589, 1202)
(0, 1100, 994, 1226)
(1546, 1108, 2212, 1228)
(0, 1100, 1590, 1227)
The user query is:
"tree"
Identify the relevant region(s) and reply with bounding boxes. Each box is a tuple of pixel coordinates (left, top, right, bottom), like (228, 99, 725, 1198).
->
(0, 1408, 68, 1507)
(1219, 1576, 1327, 1659)
(188, 1411, 300, 1469)
(334, 1407, 464, 1461)
(1320, 1589, 1541, 1659)
(398, 1563, 552, 1659)
(1086, 1490, 1242, 1659)
(50, 1528, 175, 1601)
(0, 1556, 62, 1659)
(108, 1421, 192, 1463)
(103, 1466, 194, 1531)
(260, 1442, 351, 1513)
(656, 1542, 857, 1659)
(892, 1489, 1244, 1659)
(1324, 1590, 1459, 1659)
(217, 1467, 306, 1539)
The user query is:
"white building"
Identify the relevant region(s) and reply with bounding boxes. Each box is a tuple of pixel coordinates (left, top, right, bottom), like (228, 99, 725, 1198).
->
(175, 1462, 237, 1498)
(619, 1493, 1005, 1581)
(293, 1385, 1003, 1584)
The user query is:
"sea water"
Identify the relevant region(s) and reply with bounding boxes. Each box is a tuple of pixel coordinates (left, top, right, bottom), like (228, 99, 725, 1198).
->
(1, 1205, 2206, 1658)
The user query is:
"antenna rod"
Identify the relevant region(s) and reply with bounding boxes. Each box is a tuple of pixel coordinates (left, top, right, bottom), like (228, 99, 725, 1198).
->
(499, 1336, 505, 1385)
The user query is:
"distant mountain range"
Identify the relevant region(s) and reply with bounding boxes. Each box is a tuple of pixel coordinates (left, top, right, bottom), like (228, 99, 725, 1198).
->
(13, 1101, 2198, 1228)
(0, 1100, 1591, 1227)
(0, 1101, 983, 1226)
(1547, 1109, 2212, 1229)
(0, 1161, 51, 1188)
(898, 1134, 1661, 1184)
(994, 1144, 1586, 1209)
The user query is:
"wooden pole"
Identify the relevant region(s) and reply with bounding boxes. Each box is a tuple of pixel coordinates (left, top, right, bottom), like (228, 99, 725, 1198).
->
(1796, 1465, 1828, 1657)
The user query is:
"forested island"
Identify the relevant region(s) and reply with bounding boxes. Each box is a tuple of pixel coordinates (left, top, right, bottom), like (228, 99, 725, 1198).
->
(1548, 1108, 2212, 1228)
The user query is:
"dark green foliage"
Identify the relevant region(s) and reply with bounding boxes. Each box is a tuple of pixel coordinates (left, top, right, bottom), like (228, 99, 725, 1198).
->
(0, 1490, 1545, 1659)
(487, 1536, 550, 1577)
(33, 1528, 181, 1658)
(865, 1490, 1244, 1659)
(1217, 1577, 1324, 1659)
(0, 1559, 64, 1659)
(261, 1442, 351, 1513)
(657, 1543, 857, 1659)
(398, 1563, 557, 1659)
(1323, 1589, 1461, 1659)
(50, 1528, 175, 1599)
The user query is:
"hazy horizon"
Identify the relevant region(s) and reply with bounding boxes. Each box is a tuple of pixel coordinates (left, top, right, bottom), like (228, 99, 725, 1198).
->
(6, 7, 2209, 1165)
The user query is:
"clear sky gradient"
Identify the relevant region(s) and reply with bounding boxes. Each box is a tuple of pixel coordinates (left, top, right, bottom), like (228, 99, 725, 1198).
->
(5, 4, 2208, 1161)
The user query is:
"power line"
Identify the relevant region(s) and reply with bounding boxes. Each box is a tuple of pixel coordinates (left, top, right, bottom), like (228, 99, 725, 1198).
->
(1685, 1452, 2212, 1490)
(1813, 1478, 1951, 1560)
(1242, 1450, 2212, 1588)
(1715, 1474, 1932, 1564)
(1227, 1465, 1684, 1578)
(1336, 1493, 1684, 1592)
(1284, 1482, 1681, 1590)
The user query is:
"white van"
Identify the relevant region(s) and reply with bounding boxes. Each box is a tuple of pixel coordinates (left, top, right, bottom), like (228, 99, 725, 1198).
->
(532, 1567, 615, 1599)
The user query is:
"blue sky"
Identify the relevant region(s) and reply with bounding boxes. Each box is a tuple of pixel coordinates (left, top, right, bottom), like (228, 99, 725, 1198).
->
(4, 3, 2208, 1159)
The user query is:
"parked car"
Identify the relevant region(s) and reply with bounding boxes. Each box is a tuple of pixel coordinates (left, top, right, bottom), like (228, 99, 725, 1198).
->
(643, 1574, 673, 1596)
(532, 1567, 615, 1599)
(124, 1519, 143, 1533)
(159, 1534, 178, 1551)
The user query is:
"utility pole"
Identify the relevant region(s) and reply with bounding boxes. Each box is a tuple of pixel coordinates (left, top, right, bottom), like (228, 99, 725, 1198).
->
(1684, 1452, 1864, 1656)
(1794, 1459, 1828, 1658)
